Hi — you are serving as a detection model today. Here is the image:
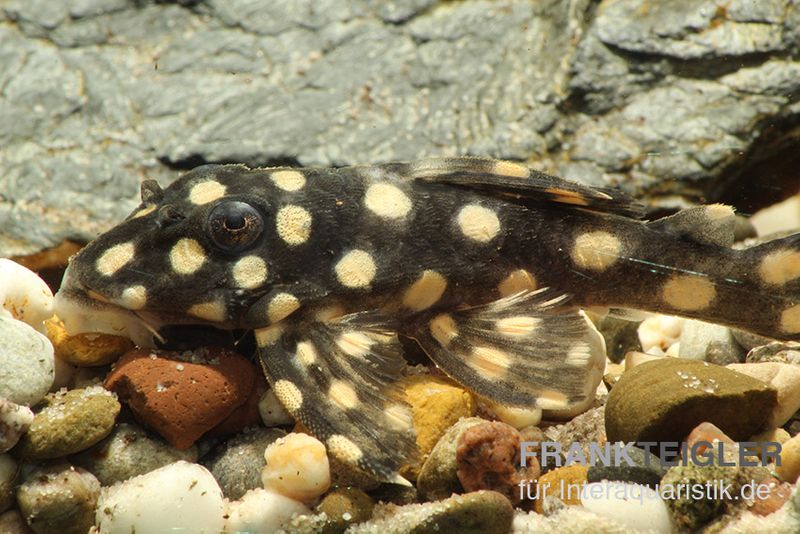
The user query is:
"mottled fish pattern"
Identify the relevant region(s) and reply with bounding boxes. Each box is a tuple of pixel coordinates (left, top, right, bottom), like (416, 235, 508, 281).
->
(58, 157, 800, 481)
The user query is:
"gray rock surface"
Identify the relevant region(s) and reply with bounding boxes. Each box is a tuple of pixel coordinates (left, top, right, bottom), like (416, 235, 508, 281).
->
(2, 0, 799, 256)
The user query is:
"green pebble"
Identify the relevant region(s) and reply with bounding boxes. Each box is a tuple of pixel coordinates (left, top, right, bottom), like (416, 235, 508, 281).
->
(605, 359, 776, 443)
(16, 463, 100, 534)
(317, 487, 375, 533)
(15, 387, 120, 460)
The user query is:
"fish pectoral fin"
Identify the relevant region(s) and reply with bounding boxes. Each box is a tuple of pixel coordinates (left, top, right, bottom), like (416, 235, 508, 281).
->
(647, 204, 736, 247)
(409, 289, 607, 411)
(255, 312, 417, 482)
(408, 157, 644, 218)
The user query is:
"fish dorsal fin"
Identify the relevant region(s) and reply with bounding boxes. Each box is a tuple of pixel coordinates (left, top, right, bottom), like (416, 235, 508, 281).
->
(647, 204, 735, 247)
(408, 289, 607, 411)
(407, 157, 645, 218)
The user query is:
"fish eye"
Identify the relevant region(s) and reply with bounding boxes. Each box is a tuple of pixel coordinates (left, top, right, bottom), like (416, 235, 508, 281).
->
(207, 200, 264, 252)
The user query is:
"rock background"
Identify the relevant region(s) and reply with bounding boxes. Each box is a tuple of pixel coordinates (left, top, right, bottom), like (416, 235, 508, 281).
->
(1, 0, 799, 256)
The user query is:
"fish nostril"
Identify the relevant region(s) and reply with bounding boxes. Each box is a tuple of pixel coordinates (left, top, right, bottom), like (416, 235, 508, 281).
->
(141, 179, 164, 204)
(156, 205, 185, 228)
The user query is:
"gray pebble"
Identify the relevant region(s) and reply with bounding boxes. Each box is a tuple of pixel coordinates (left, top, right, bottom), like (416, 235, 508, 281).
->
(0, 454, 18, 514)
(0, 317, 54, 406)
(679, 319, 745, 364)
(71, 422, 198, 486)
(732, 328, 778, 352)
(0, 510, 31, 534)
(746, 341, 800, 365)
(348, 490, 513, 534)
(16, 462, 100, 534)
(587, 446, 665, 488)
(203, 426, 285, 500)
(416, 417, 485, 501)
(0, 399, 34, 453)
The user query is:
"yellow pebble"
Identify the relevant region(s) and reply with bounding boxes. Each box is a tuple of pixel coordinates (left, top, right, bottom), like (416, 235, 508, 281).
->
(400, 374, 476, 472)
(45, 317, 133, 367)
(776, 433, 800, 483)
(534, 464, 588, 513)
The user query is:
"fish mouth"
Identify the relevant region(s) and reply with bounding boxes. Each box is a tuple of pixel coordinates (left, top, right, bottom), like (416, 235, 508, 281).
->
(55, 266, 164, 347)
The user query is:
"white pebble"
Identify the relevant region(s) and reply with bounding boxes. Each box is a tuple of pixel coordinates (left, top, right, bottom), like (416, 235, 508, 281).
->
(0, 315, 55, 405)
(262, 433, 330, 502)
(223, 488, 310, 534)
(638, 315, 684, 354)
(727, 362, 800, 427)
(95, 461, 225, 534)
(624, 350, 664, 370)
(0, 259, 53, 333)
(482, 400, 541, 429)
(258, 389, 294, 427)
(0, 399, 34, 452)
(580, 481, 672, 533)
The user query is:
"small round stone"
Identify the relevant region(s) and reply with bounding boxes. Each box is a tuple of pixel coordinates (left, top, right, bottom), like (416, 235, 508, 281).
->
(605, 358, 777, 445)
(0, 454, 17, 514)
(776, 433, 800, 483)
(534, 465, 588, 513)
(0, 316, 54, 405)
(581, 481, 672, 534)
(316, 487, 375, 532)
(224, 488, 310, 534)
(15, 386, 120, 460)
(16, 463, 100, 534)
(417, 417, 485, 501)
(258, 389, 294, 427)
(0, 258, 54, 331)
(94, 461, 225, 534)
(586, 446, 665, 488)
(71, 423, 199, 486)
(0, 399, 34, 453)
(481, 400, 541, 429)
(262, 433, 331, 502)
(103, 348, 256, 450)
(354, 490, 512, 533)
(727, 362, 800, 427)
(45, 317, 134, 367)
(401, 374, 477, 460)
(204, 427, 286, 500)
(456, 421, 539, 505)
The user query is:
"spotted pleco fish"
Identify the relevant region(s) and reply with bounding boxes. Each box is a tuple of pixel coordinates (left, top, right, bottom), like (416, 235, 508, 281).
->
(55, 157, 800, 482)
